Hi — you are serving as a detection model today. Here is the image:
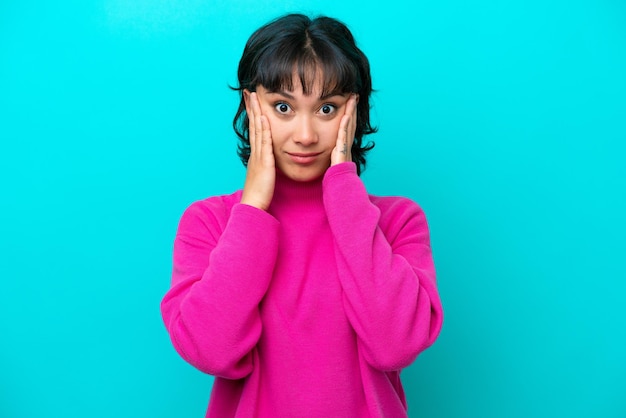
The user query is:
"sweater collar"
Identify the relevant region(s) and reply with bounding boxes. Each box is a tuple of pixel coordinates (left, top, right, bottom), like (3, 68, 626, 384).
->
(270, 170, 324, 209)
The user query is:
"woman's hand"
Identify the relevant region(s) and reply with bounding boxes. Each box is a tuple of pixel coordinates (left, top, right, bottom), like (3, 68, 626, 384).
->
(331, 93, 358, 166)
(241, 91, 275, 211)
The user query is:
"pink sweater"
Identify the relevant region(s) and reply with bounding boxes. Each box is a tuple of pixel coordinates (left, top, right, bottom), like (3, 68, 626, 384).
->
(161, 162, 443, 417)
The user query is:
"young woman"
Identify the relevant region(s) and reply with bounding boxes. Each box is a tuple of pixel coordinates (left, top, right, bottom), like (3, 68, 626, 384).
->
(161, 13, 443, 417)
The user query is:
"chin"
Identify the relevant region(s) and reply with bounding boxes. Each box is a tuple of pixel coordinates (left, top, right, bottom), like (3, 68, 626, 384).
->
(279, 165, 327, 182)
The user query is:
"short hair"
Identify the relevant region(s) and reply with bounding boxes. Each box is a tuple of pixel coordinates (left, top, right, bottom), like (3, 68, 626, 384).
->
(232, 13, 376, 175)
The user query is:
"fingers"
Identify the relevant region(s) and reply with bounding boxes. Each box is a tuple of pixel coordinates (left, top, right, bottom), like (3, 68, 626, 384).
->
(347, 93, 358, 144)
(339, 114, 350, 155)
(245, 91, 273, 163)
(342, 93, 358, 149)
(252, 94, 273, 160)
(250, 92, 264, 158)
(330, 115, 349, 166)
(331, 94, 358, 166)
(241, 91, 276, 211)
(245, 91, 255, 145)
(338, 94, 359, 163)
(258, 115, 272, 162)
(245, 91, 274, 160)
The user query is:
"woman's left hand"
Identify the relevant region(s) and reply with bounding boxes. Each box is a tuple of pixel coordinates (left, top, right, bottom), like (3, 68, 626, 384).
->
(331, 93, 358, 166)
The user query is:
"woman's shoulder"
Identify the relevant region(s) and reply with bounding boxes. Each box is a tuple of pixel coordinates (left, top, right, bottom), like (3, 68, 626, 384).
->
(369, 194, 425, 216)
(189, 189, 243, 212)
(177, 190, 244, 232)
(368, 194, 429, 233)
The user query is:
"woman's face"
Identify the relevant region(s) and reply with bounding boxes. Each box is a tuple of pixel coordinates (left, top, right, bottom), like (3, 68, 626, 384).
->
(246, 75, 351, 182)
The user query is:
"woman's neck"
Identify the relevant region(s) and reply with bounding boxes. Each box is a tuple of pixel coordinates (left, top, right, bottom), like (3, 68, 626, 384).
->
(269, 170, 325, 212)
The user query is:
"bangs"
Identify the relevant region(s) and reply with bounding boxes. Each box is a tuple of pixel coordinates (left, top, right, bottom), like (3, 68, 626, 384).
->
(253, 35, 359, 97)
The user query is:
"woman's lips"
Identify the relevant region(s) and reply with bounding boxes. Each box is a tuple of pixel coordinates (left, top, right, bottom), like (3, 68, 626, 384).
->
(287, 152, 322, 165)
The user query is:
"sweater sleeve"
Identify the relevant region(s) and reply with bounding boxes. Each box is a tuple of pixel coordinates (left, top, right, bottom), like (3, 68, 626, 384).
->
(160, 200, 279, 379)
(322, 162, 443, 371)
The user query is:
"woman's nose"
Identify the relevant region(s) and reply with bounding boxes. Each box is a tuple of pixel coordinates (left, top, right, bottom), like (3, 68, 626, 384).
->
(293, 116, 318, 146)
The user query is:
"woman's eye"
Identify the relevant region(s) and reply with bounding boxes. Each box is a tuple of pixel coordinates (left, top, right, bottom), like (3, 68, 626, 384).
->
(274, 102, 291, 114)
(320, 104, 336, 115)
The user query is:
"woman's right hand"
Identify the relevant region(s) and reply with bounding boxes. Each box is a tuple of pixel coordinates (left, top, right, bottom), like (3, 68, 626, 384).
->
(240, 91, 275, 211)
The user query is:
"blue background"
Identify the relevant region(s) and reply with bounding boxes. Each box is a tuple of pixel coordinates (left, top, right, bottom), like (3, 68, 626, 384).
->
(1, 1, 625, 417)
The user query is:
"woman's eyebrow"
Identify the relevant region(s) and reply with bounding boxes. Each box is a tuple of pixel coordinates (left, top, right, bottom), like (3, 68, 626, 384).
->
(320, 92, 347, 100)
(265, 90, 347, 101)
(266, 90, 295, 100)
